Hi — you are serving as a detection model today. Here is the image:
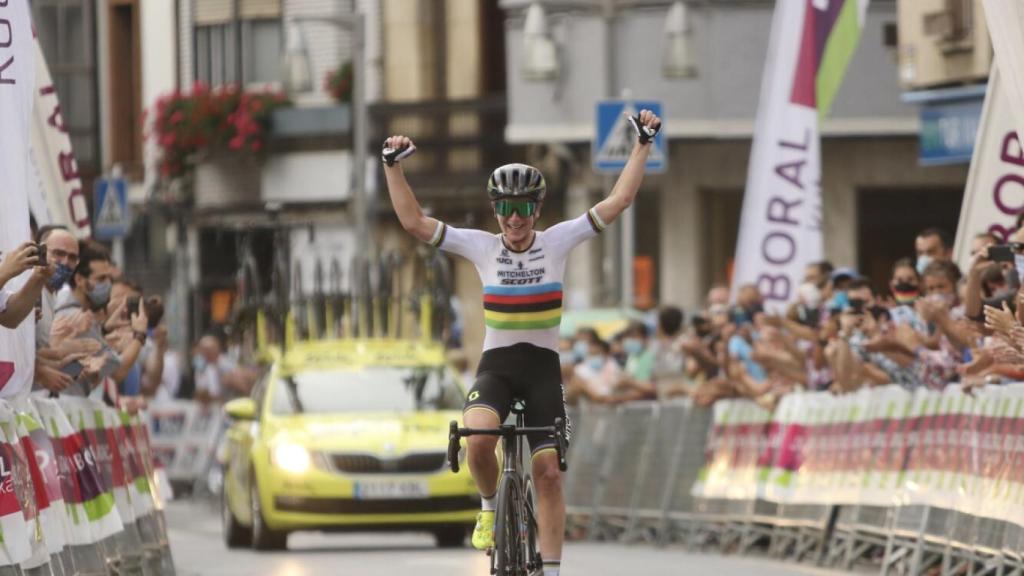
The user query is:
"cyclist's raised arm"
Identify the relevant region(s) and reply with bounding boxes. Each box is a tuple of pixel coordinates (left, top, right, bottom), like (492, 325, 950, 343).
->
(591, 109, 662, 227)
(382, 135, 438, 243)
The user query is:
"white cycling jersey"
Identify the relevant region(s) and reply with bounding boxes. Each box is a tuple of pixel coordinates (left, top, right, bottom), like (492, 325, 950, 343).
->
(427, 209, 606, 352)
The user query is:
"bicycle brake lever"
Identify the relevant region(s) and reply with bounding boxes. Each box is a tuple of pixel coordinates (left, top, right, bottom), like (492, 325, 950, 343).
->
(554, 418, 568, 472)
(627, 114, 659, 145)
(447, 420, 461, 473)
(382, 144, 417, 166)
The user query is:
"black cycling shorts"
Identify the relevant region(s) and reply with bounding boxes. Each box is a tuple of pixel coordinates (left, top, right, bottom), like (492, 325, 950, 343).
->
(463, 342, 571, 454)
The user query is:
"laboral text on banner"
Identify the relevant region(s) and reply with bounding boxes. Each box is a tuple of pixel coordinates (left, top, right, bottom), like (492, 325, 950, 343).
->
(952, 65, 1024, 269)
(0, 0, 38, 401)
(732, 0, 869, 309)
(28, 37, 91, 238)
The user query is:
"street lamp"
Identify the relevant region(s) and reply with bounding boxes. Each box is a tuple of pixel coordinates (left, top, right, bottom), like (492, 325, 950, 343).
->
(283, 11, 370, 262)
(522, 3, 559, 80)
(663, 2, 697, 79)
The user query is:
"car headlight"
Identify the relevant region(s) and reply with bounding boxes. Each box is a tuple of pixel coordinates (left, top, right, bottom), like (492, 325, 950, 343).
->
(272, 442, 311, 475)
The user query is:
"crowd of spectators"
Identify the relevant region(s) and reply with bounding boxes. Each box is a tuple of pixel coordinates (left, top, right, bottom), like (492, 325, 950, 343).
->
(0, 225, 255, 410)
(562, 223, 1024, 411)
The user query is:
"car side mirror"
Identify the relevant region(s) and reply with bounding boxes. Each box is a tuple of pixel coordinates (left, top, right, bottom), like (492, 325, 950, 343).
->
(224, 398, 257, 421)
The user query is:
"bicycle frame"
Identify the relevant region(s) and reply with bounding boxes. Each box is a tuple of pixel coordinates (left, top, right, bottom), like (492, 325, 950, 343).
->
(447, 404, 567, 575)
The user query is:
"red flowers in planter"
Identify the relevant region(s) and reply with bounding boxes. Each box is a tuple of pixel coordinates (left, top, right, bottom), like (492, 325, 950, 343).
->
(325, 62, 353, 103)
(151, 82, 290, 181)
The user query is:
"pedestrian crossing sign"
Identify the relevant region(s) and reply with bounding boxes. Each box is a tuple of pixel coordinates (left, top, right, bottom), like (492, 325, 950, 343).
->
(593, 99, 666, 173)
(93, 176, 129, 239)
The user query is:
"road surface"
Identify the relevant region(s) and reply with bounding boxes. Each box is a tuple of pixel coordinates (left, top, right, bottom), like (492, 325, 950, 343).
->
(165, 499, 856, 576)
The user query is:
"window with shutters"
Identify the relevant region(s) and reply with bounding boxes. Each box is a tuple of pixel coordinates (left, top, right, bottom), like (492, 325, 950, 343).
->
(30, 0, 100, 175)
(240, 19, 282, 85)
(195, 24, 238, 86)
(193, 0, 281, 87)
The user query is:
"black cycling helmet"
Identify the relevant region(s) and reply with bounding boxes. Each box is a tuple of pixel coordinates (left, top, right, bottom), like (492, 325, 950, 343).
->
(486, 163, 546, 202)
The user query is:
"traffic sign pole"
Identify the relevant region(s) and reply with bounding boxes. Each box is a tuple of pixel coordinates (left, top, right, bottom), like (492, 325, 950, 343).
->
(593, 99, 665, 308)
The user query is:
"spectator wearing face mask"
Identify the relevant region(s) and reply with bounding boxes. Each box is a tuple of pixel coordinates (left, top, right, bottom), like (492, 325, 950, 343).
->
(569, 338, 623, 404)
(914, 227, 954, 276)
(34, 226, 78, 346)
(52, 241, 148, 396)
(705, 284, 731, 310)
(905, 260, 974, 390)
(192, 334, 247, 403)
(572, 327, 599, 364)
(803, 260, 835, 292)
(607, 321, 657, 401)
(649, 306, 689, 398)
(826, 267, 858, 313)
(730, 284, 764, 326)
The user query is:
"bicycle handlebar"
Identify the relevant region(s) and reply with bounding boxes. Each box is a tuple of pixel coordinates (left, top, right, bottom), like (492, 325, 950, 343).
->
(447, 418, 568, 473)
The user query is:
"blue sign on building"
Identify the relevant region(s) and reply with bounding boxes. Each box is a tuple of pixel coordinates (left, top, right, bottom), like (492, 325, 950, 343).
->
(905, 84, 986, 166)
(593, 100, 666, 173)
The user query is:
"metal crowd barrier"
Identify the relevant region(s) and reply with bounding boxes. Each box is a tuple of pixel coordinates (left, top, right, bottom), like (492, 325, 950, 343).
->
(562, 393, 1024, 576)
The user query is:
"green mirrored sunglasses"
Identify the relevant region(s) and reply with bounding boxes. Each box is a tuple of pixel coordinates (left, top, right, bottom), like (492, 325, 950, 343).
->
(494, 199, 537, 218)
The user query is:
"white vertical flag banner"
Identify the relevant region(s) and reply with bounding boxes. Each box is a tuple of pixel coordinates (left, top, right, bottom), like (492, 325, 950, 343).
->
(29, 38, 91, 237)
(732, 0, 870, 310)
(982, 0, 1024, 144)
(952, 65, 1024, 270)
(0, 0, 38, 400)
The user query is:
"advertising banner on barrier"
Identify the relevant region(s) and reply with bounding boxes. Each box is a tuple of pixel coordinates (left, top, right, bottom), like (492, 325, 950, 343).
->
(31, 399, 93, 547)
(118, 411, 153, 518)
(97, 404, 135, 526)
(0, 403, 40, 566)
(692, 384, 1024, 529)
(57, 398, 124, 541)
(145, 400, 223, 484)
(16, 409, 70, 561)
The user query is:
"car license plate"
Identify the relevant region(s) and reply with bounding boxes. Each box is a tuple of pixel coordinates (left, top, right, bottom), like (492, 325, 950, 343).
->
(354, 480, 429, 500)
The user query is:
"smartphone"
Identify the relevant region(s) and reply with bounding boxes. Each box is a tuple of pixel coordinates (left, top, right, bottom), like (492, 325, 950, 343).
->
(127, 296, 140, 318)
(144, 296, 165, 328)
(59, 360, 84, 381)
(36, 243, 47, 266)
(869, 305, 891, 322)
(847, 298, 866, 314)
(989, 244, 1015, 262)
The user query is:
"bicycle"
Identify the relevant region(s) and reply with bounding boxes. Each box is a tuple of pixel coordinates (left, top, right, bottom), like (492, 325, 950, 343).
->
(447, 400, 568, 576)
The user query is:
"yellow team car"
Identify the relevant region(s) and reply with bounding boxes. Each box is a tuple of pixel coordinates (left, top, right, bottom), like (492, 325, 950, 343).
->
(220, 339, 479, 550)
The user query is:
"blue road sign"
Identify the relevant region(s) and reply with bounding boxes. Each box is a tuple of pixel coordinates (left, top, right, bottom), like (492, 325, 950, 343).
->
(93, 177, 129, 240)
(593, 99, 666, 173)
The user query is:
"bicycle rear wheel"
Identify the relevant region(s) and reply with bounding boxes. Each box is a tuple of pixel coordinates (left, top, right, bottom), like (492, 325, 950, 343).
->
(493, 473, 523, 576)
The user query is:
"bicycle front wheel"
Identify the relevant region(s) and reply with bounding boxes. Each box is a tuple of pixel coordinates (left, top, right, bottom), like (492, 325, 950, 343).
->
(493, 473, 523, 576)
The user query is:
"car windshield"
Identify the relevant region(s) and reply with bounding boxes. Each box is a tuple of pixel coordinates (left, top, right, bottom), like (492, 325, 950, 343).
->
(269, 366, 464, 415)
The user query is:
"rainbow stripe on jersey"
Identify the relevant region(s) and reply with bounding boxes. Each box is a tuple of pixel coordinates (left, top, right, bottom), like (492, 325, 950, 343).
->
(483, 282, 563, 330)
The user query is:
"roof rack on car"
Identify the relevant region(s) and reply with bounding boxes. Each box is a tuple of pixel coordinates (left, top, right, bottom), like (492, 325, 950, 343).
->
(229, 228, 455, 363)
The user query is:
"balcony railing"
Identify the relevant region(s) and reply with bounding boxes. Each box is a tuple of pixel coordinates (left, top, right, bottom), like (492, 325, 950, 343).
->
(368, 96, 510, 196)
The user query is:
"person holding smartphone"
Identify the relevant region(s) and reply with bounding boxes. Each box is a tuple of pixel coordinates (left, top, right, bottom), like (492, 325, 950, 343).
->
(0, 241, 54, 329)
(964, 233, 1024, 321)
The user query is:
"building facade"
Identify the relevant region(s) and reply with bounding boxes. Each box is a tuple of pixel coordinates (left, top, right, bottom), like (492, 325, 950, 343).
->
(161, 0, 516, 361)
(501, 0, 971, 309)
